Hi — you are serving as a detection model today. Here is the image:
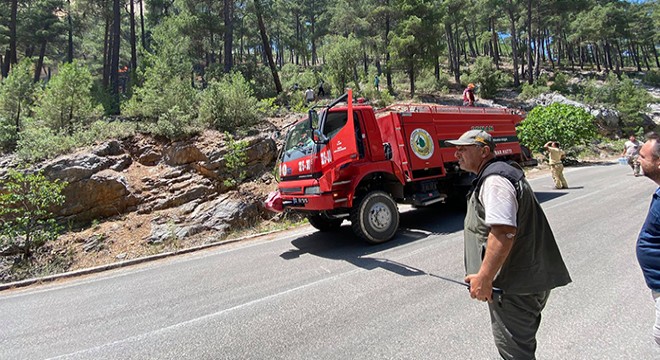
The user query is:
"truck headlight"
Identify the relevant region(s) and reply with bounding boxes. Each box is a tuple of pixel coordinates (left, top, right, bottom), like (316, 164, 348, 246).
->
(304, 186, 321, 195)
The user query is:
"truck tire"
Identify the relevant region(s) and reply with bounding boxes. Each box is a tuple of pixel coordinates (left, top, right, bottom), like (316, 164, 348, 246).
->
(350, 191, 399, 244)
(307, 214, 343, 232)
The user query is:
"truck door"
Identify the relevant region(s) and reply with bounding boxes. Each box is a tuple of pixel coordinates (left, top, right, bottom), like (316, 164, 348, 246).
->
(318, 92, 359, 188)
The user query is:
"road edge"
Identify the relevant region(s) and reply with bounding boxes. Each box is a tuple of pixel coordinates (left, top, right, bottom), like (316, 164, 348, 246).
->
(0, 228, 289, 292)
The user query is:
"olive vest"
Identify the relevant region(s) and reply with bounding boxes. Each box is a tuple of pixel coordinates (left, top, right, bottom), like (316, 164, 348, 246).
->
(464, 160, 572, 294)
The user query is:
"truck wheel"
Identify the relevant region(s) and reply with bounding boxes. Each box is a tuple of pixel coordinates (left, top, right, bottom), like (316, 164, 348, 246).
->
(307, 214, 343, 232)
(350, 191, 399, 244)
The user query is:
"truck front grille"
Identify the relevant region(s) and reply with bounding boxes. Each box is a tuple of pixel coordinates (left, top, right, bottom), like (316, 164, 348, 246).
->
(281, 187, 303, 194)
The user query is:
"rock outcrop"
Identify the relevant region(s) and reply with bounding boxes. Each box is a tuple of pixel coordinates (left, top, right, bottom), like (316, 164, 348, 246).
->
(4, 126, 279, 243)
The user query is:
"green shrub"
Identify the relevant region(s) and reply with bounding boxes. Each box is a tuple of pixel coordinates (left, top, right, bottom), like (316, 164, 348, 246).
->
(15, 119, 138, 163)
(615, 76, 653, 122)
(280, 64, 320, 94)
(357, 87, 395, 108)
(519, 83, 551, 100)
(32, 61, 101, 134)
(323, 35, 362, 93)
(223, 132, 248, 188)
(122, 52, 198, 121)
(550, 72, 570, 94)
(257, 97, 281, 117)
(517, 103, 597, 152)
(15, 125, 73, 163)
(0, 59, 38, 151)
(642, 70, 660, 87)
(462, 56, 506, 99)
(415, 69, 451, 94)
(580, 74, 653, 127)
(230, 62, 278, 99)
(145, 106, 201, 140)
(289, 91, 308, 113)
(0, 169, 67, 261)
(198, 72, 260, 132)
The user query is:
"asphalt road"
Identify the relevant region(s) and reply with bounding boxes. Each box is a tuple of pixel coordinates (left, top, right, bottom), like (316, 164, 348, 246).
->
(2, 162, 660, 359)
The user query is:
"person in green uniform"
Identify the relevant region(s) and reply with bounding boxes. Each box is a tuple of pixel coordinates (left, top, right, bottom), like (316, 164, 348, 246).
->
(447, 130, 572, 360)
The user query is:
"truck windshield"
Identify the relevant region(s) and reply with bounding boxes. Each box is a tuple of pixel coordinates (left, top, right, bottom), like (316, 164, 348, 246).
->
(282, 121, 315, 162)
(281, 110, 352, 163)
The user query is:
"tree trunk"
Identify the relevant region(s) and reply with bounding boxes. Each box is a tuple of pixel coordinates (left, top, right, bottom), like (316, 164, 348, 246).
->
(557, 29, 563, 67)
(445, 23, 457, 83)
(310, 11, 317, 65)
(129, 0, 138, 87)
(491, 17, 500, 69)
(615, 40, 624, 69)
(9, 0, 18, 68)
(534, 30, 541, 79)
(14, 102, 20, 137)
(408, 64, 415, 98)
(506, 1, 520, 87)
(102, 15, 110, 88)
(650, 42, 660, 68)
(641, 44, 651, 71)
(545, 30, 554, 68)
(593, 43, 601, 72)
(454, 23, 461, 83)
(139, 0, 147, 50)
(604, 40, 612, 71)
(526, 0, 533, 84)
(295, 12, 300, 65)
(385, 3, 393, 92)
(2, 50, 10, 78)
(34, 42, 47, 83)
(67, 0, 74, 63)
(612, 41, 621, 77)
(110, 0, 121, 114)
(464, 24, 476, 58)
(630, 41, 641, 72)
(254, 0, 282, 93)
(224, 0, 234, 72)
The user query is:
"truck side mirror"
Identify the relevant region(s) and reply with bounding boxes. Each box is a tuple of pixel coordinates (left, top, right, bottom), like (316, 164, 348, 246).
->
(314, 129, 329, 144)
(308, 109, 319, 129)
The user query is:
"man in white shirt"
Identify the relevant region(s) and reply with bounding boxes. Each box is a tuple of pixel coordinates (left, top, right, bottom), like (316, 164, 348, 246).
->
(623, 135, 642, 176)
(305, 87, 315, 104)
(447, 130, 571, 359)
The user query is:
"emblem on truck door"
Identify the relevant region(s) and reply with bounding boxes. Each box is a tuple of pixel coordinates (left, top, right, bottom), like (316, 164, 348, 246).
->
(410, 128, 434, 160)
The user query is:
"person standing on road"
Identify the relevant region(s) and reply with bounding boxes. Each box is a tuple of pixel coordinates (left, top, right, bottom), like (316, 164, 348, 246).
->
(447, 130, 572, 360)
(635, 131, 660, 346)
(544, 141, 569, 189)
(462, 83, 476, 106)
(623, 135, 642, 176)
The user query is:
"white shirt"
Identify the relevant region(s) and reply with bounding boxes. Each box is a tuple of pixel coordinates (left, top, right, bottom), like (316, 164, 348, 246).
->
(624, 140, 641, 156)
(479, 175, 518, 227)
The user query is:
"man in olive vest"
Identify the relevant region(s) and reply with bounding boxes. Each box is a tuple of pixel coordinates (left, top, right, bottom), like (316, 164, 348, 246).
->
(447, 130, 572, 359)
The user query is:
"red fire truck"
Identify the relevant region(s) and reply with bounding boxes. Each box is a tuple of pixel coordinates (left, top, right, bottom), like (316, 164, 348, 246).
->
(265, 90, 535, 244)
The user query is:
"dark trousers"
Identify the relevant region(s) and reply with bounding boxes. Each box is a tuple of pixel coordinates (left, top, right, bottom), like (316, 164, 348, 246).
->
(488, 291, 550, 360)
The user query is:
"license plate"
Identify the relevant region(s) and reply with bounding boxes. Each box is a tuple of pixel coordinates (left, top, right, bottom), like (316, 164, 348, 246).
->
(292, 198, 308, 205)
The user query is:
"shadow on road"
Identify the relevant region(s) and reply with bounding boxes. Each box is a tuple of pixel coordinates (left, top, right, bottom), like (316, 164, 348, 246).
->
(279, 186, 579, 277)
(279, 205, 466, 278)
